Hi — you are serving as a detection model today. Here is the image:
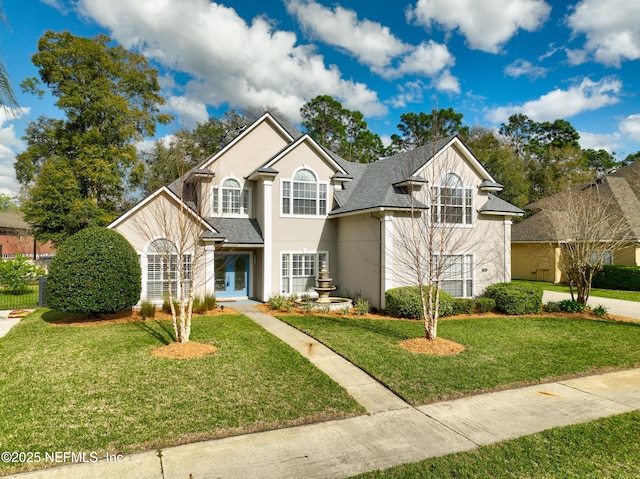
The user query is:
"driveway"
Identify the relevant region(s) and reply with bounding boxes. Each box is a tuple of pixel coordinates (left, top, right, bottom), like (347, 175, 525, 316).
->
(543, 291, 640, 320)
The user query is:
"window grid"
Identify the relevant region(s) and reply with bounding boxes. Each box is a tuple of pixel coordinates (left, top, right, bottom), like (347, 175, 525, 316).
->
(281, 169, 328, 217)
(281, 252, 328, 295)
(433, 254, 474, 298)
(432, 174, 473, 225)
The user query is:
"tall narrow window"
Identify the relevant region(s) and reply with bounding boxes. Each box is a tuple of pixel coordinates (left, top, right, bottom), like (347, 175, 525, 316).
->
(432, 173, 472, 225)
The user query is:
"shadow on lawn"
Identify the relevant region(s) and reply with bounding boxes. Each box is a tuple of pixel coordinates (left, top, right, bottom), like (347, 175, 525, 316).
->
(132, 320, 175, 345)
(286, 314, 414, 342)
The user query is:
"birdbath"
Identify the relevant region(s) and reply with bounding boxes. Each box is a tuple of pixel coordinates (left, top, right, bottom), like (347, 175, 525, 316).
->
(314, 261, 336, 303)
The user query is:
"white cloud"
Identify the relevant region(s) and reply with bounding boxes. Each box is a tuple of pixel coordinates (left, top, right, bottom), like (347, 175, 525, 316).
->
(504, 59, 548, 80)
(0, 108, 29, 197)
(394, 40, 455, 78)
(408, 0, 551, 53)
(619, 114, 640, 141)
(577, 130, 622, 153)
(485, 77, 621, 123)
(285, 0, 409, 72)
(77, 0, 387, 122)
(285, 0, 455, 86)
(567, 0, 640, 67)
(435, 70, 460, 93)
(389, 81, 426, 109)
(164, 96, 209, 128)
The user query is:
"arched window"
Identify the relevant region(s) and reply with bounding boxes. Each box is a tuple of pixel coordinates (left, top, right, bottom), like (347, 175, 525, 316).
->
(432, 173, 472, 225)
(213, 178, 250, 215)
(222, 178, 241, 214)
(282, 168, 327, 216)
(146, 239, 191, 300)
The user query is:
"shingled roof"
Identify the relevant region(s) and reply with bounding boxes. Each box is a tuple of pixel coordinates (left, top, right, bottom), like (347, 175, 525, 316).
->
(512, 160, 640, 242)
(330, 137, 454, 215)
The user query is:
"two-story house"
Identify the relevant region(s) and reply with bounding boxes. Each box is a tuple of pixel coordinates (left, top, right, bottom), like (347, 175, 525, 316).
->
(109, 112, 522, 309)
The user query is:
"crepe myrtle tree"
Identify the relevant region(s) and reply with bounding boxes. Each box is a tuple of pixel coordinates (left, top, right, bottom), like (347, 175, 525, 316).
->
(540, 181, 630, 304)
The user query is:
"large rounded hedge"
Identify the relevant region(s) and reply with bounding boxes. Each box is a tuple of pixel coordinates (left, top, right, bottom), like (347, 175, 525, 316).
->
(47, 227, 141, 315)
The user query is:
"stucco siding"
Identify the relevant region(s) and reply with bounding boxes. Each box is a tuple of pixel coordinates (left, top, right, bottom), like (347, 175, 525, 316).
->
(336, 214, 381, 306)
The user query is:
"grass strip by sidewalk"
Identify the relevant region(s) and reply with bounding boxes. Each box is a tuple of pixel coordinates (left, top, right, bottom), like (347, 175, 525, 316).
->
(278, 314, 640, 405)
(351, 409, 640, 478)
(513, 279, 640, 302)
(0, 310, 364, 475)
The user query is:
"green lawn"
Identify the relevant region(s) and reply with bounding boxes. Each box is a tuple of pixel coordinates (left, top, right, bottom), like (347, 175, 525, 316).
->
(0, 310, 363, 475)
(351, 410, 640, 478)
(278, 314, 640, 404)
(513, 279, 640, 302)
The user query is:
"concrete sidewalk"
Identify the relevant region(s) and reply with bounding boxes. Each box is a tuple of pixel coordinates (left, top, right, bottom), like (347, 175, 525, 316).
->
(6, 307, 640, 479)
(0, 310, 20, 338)
(543, 290, 640, 319)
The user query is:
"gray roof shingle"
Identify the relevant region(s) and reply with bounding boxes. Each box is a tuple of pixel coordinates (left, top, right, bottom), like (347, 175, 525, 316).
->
(203, 217, 264, 245)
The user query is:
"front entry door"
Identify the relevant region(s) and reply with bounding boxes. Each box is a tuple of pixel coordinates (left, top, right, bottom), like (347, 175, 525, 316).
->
(215, 254, 249, 298)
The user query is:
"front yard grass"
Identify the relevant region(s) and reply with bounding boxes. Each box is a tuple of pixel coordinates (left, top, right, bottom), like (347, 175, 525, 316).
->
(0, 310, 363, 475)
(351, 409, 640, 478)
(513, 279, 640, 302)
(278, 314, 640, 405)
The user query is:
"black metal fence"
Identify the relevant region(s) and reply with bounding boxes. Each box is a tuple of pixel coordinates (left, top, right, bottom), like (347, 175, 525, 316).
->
(0, 278, 44, 310)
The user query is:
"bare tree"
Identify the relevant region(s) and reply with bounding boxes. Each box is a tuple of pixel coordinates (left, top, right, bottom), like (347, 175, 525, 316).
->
(540, 180, 630, 303)
(391, 142, 495, 340)
(132, 139, 216, 343)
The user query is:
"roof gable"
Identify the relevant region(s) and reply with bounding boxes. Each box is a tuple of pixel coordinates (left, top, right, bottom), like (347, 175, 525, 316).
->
(256, 134, 349, 176)
(108, 186, 218, 234)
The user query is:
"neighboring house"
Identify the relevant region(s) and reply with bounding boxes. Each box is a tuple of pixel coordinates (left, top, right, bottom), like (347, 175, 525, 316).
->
(512, 160, 640, 283)
(109, 113, 522, 308)
(0, 212, 55, 260)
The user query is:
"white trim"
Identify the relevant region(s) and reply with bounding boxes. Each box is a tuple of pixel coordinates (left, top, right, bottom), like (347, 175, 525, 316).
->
(199, 113, 295, 171)
(280, 166, 329, 218)
(380, 214, 394, 309)
(279, 250, 329, 296)
(212, 174, 252, 217)
(262, 134, 349, 175)
(414, 137, 497, 184)
(108, 186, 218, 234)
(262, 179, 273, 300)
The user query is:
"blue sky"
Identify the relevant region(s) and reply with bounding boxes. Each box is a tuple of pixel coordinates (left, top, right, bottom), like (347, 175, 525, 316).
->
(2, 0, 640, 196)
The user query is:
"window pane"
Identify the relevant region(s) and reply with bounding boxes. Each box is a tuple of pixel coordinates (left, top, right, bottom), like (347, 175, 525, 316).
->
(282, 181, 291, 215)
(319, 184, 327, 215)
(242, 189, 249, 214)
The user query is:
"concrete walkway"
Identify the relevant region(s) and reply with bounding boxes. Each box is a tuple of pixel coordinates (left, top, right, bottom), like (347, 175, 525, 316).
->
(0, 310, 20, 338)
(5, 306, 640, 479)
(543, 290, 640, 319)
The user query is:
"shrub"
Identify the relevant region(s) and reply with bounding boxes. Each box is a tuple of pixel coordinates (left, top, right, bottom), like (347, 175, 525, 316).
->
(484, 282, 542, 315)
(475, 297, 496, 313)
(268, 293, 287, 310)
(47, 227, 141, 315)
(558, 299, 586, 313)
(191, 294, 217, 314)
(385, 286, 454, 319)
(545, 301, 562, 313)
(451, 298, 474, 315)
(592, 265, 640, 291)
(0, 255, 44, 294)
(592, 304, 608, 318)
(354, 297, 370, 316)
(162, 298, 178, 314)
(139, 300, 156, 319)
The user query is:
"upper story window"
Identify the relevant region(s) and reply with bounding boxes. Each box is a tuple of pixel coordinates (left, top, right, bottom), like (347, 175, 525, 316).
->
(282, 168, 328, 217)
(432, 173, 472, 225)
(213, 178, 250, 216)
